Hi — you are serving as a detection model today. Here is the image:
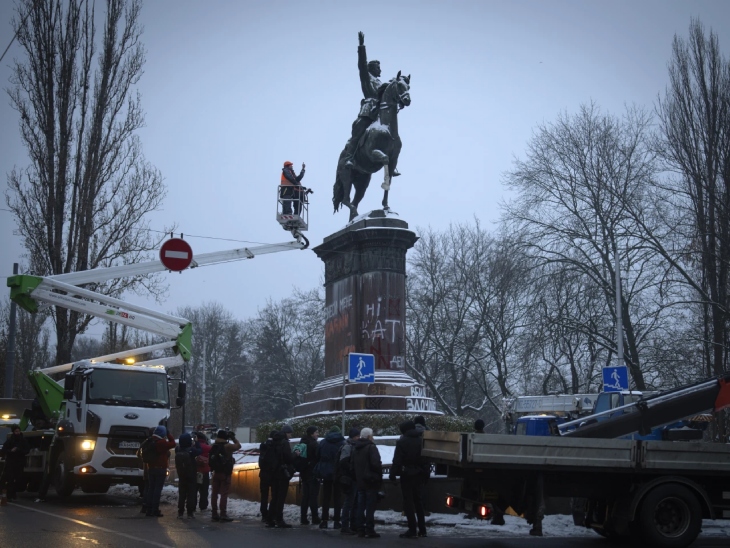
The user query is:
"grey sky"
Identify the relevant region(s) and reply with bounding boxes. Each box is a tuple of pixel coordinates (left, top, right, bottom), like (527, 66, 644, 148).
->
(1, 0, 729, 337)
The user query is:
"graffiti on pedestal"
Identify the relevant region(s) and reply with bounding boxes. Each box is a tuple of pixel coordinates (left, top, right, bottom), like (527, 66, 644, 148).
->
(361, 295, 404, 370)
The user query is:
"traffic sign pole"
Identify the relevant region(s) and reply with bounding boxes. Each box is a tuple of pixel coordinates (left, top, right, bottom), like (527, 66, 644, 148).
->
(341, 357, 347, 433)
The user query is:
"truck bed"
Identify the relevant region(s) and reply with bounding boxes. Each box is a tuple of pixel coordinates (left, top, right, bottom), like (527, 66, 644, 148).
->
(422, 431, 730, 475)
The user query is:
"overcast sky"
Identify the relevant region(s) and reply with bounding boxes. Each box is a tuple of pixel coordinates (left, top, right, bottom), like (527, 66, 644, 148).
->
(1, 0, 730, 340)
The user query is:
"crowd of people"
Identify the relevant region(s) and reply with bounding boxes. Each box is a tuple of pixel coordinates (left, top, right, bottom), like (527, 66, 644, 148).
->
(139, 425, 241, 522)
(258, 415, 433, 539)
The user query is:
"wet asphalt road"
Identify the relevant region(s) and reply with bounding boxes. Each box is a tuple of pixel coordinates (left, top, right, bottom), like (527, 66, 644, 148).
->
(1, 492, 728, 548)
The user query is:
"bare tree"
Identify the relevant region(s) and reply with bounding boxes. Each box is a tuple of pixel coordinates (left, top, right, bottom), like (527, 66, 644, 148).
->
(0, 298, 52, 398)
(242, 288, 325, 423)
(176, 302, 245, 426)
(5, 0, 169, 365)
(654, 19, 730, 379)
(406, 224, 493, 416)
(217, 383, 243, 431)
(503, 103, 674, 390)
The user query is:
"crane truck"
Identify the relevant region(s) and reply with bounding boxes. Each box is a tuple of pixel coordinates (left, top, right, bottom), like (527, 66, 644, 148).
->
(2, 213, 309, 497)
(423, 373, 730, 548)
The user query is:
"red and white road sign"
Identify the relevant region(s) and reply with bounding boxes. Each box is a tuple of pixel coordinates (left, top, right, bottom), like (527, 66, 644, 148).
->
(159, 238, 193, 271)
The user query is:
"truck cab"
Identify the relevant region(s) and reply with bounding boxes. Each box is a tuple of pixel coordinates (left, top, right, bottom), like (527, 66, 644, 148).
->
(45, 360, 178, 495)
(513, 414, 567, 436)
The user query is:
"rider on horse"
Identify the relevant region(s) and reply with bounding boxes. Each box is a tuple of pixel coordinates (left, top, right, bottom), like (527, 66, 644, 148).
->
(344, 32, 399, 176)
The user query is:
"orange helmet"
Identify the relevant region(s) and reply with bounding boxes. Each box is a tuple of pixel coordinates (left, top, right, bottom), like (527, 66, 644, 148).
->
(283, 161, 293, 167)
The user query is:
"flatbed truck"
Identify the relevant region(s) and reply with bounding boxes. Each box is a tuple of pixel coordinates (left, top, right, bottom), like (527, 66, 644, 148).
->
(423, 373, 730, 548)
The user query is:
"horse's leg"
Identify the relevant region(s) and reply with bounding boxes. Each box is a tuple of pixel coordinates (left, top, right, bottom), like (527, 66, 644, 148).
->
(350, 172, 371, 221)
(381, 164, 391, 191)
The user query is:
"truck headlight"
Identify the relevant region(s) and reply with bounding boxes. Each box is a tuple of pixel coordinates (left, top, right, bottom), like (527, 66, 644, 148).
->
(80, 439, 96, 451)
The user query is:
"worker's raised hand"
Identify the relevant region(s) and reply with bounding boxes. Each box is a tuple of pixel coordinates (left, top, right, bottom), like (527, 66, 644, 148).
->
(358, 31, 364, 46)
(302, 163, 306, 169)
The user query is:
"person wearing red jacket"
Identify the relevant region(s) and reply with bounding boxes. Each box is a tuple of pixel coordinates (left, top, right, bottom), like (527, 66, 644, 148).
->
(194, 432, 211, 511)
(144, 425, 176, 517)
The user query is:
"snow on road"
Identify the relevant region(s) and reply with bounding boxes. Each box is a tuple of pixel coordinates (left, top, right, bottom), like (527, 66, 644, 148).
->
(108, 484, 730, 540)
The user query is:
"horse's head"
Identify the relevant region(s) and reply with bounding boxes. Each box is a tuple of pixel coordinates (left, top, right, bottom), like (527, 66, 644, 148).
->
(383, 70, 411, 109)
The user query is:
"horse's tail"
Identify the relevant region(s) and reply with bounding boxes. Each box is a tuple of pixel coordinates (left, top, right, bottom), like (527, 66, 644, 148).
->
(332, 150, 346, 213)
(333, 178, 343, 213)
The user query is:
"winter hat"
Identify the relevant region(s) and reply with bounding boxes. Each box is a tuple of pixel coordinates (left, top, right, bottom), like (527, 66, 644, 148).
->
(328, 425, 341, 434)
(474, 419, 485, 431)
(306, 425, 319, 436)
(280, 424, 293, 434)
(399, 420, 416, 434)
(217, 429, 228, 439)
(413, 415, 426, 426)
(153, 425, 167, 438)
(269, 431, 278, 439)
(195, 432, 207, 441)
(179, 432, 193, 448)
(348, 427, 361, 439)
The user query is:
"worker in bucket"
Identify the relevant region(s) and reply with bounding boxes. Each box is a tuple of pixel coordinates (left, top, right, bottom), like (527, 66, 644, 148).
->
(280, 161, 307, 215)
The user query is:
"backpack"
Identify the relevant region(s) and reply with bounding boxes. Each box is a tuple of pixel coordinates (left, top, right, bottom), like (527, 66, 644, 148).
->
(337, 443, 355, 477)
(137, 437, 158, 464)
(175, 448, 196, 479)
(209, 442, 233, 474)
(292, 442, 308, 473)
(258, 440, 279, 474)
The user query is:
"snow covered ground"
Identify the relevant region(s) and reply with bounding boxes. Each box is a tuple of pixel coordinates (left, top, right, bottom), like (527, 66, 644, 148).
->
(108, 484, 730, 540)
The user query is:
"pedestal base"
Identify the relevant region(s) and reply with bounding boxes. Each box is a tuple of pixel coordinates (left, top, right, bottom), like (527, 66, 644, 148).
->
(291, 370, 440, 419)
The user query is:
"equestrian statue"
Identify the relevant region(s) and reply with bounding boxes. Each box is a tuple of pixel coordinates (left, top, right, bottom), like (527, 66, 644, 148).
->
(333, 32, 411, 221)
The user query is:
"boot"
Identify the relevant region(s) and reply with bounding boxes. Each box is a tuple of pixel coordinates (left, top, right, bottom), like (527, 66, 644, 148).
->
(340, 527, 356, 535)
(400, 529, 418, 538)
(319, 520, 328, 529)
(333, 521, 341, 529)
(311, 515, 322, 525)
(276, 521, 293, 528)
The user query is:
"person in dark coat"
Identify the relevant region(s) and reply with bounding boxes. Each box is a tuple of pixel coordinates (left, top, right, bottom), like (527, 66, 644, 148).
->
(176, 432, 201, 519)
(336, 428, 360, 535)
(194, 432, 211, 511)
(352, 427, 382, 538)
(316, 426, 345, 529)
(210, 429, 241, 522)
(267, 424, 295, 528)
(299, 425, 321, 525)
(145, 425, 176, 517)
(390, 420, 429, 538)
(0, 425, 29, 501)
(258, 430, 278, 523)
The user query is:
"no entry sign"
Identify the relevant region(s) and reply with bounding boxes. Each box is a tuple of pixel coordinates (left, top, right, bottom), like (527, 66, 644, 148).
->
(159, 238, 193, 271)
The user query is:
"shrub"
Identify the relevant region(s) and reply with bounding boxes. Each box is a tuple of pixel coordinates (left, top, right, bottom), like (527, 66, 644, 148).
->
(255, 413, 474, 442)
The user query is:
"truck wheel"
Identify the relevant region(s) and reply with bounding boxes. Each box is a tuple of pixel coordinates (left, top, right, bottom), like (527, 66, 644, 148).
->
(638, 484, 702, 548)
(53, 451, 75, 497)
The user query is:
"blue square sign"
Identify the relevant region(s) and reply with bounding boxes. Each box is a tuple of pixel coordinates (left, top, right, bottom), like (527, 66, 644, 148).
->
(348, 353, 375, 383)
(603, 366, 629, 392)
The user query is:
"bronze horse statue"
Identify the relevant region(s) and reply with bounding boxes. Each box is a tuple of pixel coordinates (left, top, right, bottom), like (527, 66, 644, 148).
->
(333, 72, 411, 221)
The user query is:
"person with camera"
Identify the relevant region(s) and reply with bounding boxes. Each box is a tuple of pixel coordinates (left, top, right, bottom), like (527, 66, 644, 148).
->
(352, 427, 383, 538)
(209, 429, 241, 522)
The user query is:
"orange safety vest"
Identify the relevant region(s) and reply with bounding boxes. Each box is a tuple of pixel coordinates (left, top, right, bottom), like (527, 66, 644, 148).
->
(281, 170, 296, 186)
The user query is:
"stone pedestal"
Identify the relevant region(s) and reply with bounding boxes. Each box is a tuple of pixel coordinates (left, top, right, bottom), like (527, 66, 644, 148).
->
(291, 210, 440, 418)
